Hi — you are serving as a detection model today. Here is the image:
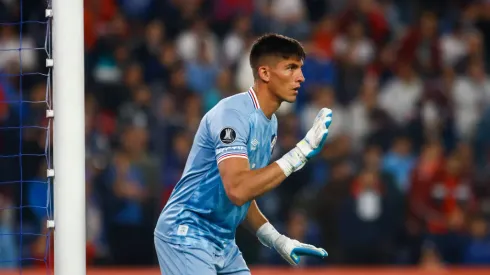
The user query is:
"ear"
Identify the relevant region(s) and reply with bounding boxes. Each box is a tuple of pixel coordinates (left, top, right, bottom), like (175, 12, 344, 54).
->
(258, 65, 270, 82)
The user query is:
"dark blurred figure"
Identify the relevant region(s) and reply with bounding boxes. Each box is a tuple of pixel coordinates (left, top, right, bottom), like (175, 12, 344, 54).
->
(273, 124, 313, 223)
(452, 60, 490, 142)
(118, 85, 154, 129)
(349, 80, 396, 152)
(310, 16, 337, 59)
(337, 168, 402, 265)
(378, 62, 423, 129)
(333, 19, 375, 105)
(463, 215, 490, 265)
(204, 69, 236, 112)
(185, 40, 220, 95)
(212, 0, 253, 37)
(397, 11, 441, 79)
(176, 17, 219, 64)
(145, 41, 180, 88)
(151, 0, 202, 39)
(166, 63, 194, 107)
(337, 0, 390, 46)
(382, 135, 416, 193)
(417, 67, 456, 150)
(135, 20, 166, 61)
(221, 14, 252, 68)
(405, 140, 444, 263)
(160, 130, 192, 208)
(0, 177, 18, 268)
(310, 159, 354, 264)
(101, 125, 159, 266)
(454, 31, 483, 75)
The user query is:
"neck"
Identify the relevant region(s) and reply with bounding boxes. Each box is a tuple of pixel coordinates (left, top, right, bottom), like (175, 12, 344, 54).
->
(253, 82, 281, 119)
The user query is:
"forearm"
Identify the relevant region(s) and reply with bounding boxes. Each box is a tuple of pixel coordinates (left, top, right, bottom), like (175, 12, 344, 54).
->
(230, 162, 287, 205)
(244, 200, 282, 250)
(223, 108, 332, 206)
(227, 142, 311, 206)
(251, 204, 329, 266)
(243, 200, 269, 233)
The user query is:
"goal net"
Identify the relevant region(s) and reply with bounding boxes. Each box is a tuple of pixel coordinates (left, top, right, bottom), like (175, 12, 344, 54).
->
(1, 0, 85, 274)
(0, 0, 54, 273)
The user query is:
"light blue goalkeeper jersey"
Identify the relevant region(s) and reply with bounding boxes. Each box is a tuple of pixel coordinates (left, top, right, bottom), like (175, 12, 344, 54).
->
(154, 87, 278, 250)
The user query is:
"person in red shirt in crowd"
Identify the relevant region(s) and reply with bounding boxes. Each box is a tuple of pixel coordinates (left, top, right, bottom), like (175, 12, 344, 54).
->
(312, 16, 337, 59)
(337, 0, 389, 46)
(396, 11, 442, 78)
(84, 0, 118, 51)
(409, 144, 477, 264)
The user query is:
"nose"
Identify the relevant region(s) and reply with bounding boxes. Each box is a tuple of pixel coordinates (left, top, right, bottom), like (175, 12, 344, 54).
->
(297, 70, 305, 83)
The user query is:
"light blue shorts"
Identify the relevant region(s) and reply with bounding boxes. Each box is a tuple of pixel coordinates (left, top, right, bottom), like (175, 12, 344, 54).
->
(154, 235, 251, 275)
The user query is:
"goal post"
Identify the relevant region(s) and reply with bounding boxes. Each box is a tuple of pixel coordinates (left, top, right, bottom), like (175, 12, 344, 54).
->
(52, 0, 86, 274)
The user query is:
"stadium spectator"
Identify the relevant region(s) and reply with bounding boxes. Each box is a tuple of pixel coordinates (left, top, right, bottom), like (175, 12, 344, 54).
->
(382, 135, 417, 193)
(337, 168, 402, 265)
(463, 214, 490, 265)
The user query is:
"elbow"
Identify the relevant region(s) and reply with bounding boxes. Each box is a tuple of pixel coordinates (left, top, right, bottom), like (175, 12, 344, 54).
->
(225, 184, 248, 206)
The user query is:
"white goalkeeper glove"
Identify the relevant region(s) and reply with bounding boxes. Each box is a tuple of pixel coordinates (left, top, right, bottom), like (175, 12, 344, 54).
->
(276, 108, 332, 176)
(256, 222, 328, 265)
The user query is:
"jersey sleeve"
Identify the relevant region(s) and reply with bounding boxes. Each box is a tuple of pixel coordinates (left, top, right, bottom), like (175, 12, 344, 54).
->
(208, 108, 250, 164)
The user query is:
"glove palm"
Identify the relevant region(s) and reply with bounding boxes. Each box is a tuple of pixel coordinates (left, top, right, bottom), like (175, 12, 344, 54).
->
(275, 108, 332, 176)
(257, 222, 328, 266)
(297, 107, 332, 159)
(273, 235, 328, 265)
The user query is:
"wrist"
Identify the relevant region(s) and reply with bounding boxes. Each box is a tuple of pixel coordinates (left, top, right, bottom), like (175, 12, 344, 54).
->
(296, 139, 312, 158)
(256, 222, 281, 248)
(275, 146, 307, 177)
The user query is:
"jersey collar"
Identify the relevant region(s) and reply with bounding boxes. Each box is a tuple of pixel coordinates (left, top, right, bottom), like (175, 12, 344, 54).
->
(248, 87, 261, 110)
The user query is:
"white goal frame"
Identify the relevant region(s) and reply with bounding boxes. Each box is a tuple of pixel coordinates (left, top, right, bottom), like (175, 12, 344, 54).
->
(52, 0, 86, 274)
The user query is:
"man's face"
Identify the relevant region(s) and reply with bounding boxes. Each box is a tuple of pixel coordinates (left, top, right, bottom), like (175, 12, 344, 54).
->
(267, 57, 305, 103)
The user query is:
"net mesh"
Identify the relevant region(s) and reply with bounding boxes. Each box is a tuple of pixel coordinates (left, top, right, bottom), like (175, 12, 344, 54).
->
(0, 0, 53, 273)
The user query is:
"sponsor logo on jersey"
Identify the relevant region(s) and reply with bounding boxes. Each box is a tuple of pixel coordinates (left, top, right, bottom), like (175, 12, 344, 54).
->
(251, 139, 259, 150)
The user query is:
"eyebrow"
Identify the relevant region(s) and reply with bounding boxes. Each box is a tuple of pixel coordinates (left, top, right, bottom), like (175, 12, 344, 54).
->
(286, 63, 301, 69)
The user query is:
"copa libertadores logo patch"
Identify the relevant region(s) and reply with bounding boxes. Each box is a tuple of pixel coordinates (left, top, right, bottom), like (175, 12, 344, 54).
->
(220, 127, 236, 144)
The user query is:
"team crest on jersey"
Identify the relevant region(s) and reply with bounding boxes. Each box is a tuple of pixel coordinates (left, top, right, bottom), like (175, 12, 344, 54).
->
(271, 134, 277, 152)
(220, 127, 236, 144)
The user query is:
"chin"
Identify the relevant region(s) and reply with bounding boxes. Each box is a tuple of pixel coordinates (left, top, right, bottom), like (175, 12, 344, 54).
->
(282, 95, 298, 103)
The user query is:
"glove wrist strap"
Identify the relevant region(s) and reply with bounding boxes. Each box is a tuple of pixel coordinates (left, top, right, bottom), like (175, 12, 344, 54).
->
(275, 147, 307, 177)
(256, 222, 281, 248)
(296, 139, 312, 158)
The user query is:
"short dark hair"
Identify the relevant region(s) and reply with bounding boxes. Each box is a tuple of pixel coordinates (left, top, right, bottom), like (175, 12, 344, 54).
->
(249, 33, 306, 78)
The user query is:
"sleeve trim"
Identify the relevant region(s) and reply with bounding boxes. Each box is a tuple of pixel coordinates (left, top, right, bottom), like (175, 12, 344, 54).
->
(217, 153, 248, 164)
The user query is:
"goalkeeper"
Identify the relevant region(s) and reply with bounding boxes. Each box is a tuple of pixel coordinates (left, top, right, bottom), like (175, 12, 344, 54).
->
(154, 33, 331, 275)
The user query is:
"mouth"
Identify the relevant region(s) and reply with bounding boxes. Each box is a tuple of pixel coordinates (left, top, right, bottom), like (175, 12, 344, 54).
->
(292, 87, 300, 94)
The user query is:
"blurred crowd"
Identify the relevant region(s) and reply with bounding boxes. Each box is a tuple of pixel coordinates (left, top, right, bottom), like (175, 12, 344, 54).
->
(1, 0, 490, 269)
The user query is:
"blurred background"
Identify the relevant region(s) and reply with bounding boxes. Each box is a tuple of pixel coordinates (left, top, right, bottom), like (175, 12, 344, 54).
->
(1, 0, 490, 271)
